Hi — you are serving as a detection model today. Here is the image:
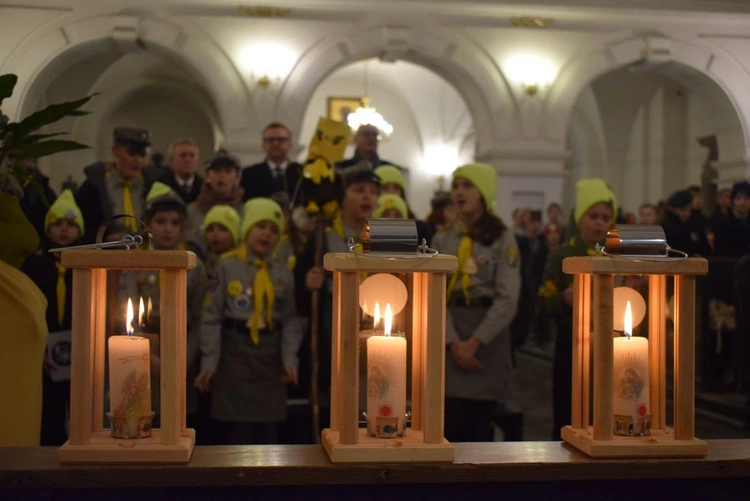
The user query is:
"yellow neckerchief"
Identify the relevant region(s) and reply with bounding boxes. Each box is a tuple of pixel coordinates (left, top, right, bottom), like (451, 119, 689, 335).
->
(122, 179, 136, 232)
(54, 260, 66, 325)
(446, 223, 472, 304)
(232, 246, 275, 345)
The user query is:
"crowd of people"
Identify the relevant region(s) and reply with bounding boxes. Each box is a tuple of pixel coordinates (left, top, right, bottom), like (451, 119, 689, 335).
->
(5, 118, 750, 447)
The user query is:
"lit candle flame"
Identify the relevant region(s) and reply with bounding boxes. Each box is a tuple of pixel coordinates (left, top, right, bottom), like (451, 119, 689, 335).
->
(126, 298, 134, 336)
(147, 296, 152, 322)
(384, 303, 392, 337)
(624, 300, 632, 339)
(374, 302, 381, 329)
(139, 297, 145, 330)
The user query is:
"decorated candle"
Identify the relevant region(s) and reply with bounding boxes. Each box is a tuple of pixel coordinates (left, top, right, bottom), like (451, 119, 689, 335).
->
(108, 298, 151, 418)
(366, 303, 407, 438)
(613, 301, 650, 435)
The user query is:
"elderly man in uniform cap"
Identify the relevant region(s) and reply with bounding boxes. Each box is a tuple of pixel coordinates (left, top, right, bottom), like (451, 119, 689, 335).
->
(75, 126, 151, 243)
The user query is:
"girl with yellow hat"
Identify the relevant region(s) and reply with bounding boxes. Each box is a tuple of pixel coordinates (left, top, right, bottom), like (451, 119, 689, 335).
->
(432, 163, 521, 442)
(537, 177, 617, 440)
(20, 189, 84, 445)
(202, 204, 241, 277)
(197, 197, 303, 444)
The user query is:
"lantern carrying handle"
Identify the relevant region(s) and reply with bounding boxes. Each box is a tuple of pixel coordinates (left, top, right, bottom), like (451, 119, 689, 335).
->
(596, 244, 689, 261)
(347, 237, 439, 257)
(49, 214, 153, 253)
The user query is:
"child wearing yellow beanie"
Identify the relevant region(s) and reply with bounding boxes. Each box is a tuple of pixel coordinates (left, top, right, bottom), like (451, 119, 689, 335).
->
(537, 177, 617, 441)
(19, 189, 84, 445)
(374, 164, 433, 244)
(374, 193, 409, 219)
(432, 162, 521, 443)
(202, 205, 241, 277)
(197, 197, 303, 445)
(134, 182, 207, 428)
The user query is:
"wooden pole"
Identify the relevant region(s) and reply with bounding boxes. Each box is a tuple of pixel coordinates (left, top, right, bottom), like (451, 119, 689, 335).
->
(649, 274, 667, 430)
(674, 275, 696, 440)
(423, 272, 447, 444)
(571, 274, 585, 429)
(339, 271, 360, 444)
(92, 268, 106, 432)
(410, 273, 425, 432)
(159, 269, 186, 446)
(592, 274, 613, 441)
(329, 271, 342, 432)
(69, 269, 96, 445)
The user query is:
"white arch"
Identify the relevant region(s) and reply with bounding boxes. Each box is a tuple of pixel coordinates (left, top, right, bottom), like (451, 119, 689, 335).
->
(0, 13, 252, 134)
(275, 25, 518, 156)
(543, 36, 750, 162)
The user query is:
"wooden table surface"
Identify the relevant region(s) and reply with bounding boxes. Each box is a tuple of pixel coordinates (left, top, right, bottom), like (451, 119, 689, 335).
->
(1, 440, 749, 489)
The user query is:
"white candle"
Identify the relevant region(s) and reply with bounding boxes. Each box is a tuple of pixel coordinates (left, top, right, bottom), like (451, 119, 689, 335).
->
(366, 303, 407, 438)
(613, 301, 650, 434)
(108, 298, 151, 418)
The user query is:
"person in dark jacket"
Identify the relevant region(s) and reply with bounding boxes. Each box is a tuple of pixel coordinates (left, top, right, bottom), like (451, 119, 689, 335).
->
(336, 124, 398, 171)
(713, 181, 750, 257)
(21, 190, 84, 445)
(662, 189, 712, 257)
(75, 126, 151, 242)
(240, 122, 303, 203)
(158, 139, 203, 204)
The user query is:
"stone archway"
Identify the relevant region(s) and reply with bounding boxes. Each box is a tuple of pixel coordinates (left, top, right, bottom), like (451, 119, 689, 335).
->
(543, 35, 750, 167)
(1, 14, 252, 135)
(275, 25, 518, 157)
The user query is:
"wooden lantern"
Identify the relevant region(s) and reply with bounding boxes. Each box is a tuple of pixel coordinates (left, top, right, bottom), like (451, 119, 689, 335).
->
(58, 250, 196, 463)
(321, 252, 457, 463)
(561, 256, 709, 458)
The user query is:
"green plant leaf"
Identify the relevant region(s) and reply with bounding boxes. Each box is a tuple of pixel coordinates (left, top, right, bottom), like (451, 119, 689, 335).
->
(4, 132, 66, 148)
(13, 95, 94, 138)
(15, 139, 89, 160)
(0, 74, 18, 107)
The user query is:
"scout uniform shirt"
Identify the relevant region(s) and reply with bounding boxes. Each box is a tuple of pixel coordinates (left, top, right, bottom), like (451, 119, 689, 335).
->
(106, 167, 145, 229)
(432, 221, 521, 403)
(137, 256, 207, 415)
(201, 247, 303, 423)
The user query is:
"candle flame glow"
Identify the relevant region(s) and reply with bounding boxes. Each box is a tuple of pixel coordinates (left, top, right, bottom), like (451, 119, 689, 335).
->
(374, 302, 381, 329)
(139, 297, 145, 329)
(126, 298, 134, 336)
(384, 303, 392, 336)
(147, 296, 152, 322)
(625, 300, 632, 339)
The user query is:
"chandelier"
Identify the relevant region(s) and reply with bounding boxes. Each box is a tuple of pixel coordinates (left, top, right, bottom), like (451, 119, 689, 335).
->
(346, 60, 394, 140)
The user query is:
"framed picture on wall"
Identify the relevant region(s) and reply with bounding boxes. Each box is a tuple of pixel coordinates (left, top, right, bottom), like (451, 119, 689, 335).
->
(327, 97, 364, 124)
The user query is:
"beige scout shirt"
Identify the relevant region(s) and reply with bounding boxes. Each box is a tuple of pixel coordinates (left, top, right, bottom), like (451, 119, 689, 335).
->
(200, 248, 303, 374)
(432, 221, 521, 345)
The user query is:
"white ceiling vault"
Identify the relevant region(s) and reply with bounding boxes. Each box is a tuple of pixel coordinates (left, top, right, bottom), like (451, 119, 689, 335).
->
(2, 0, 750, 219)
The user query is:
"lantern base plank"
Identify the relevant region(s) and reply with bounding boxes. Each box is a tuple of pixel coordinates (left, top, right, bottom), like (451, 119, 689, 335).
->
(561, 426, 708, 458)
(58, 429, 195, 463)
(322, 429, 454, 463)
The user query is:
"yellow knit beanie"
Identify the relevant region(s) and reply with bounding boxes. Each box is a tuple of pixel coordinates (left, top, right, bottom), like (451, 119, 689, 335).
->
(241, 198, 284, 242)
(374, 165, 407, 192)
(203, 205, 241, 246)
(452, 163, 497, 213)
(45, 189, 84, 236)
(574, 178, 618, 224)
(374, 193, 408, 219)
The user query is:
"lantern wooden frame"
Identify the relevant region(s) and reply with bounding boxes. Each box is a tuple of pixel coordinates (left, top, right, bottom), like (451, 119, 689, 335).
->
(58, 250, 196, 463)
(561, 256, 709, 458)
(322, 253, 457, 463)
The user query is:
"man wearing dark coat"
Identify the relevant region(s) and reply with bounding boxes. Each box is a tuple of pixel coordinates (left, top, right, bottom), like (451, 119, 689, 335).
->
(240, 122, 302, 206)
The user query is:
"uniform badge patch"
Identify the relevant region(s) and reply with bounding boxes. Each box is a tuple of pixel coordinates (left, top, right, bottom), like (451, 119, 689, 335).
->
(234, 294, 251, 310)
(506, 246, 519, 268)
(227, 280, 243, 297)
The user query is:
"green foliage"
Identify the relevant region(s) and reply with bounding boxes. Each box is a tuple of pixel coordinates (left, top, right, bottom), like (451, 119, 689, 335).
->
(0, 73, 93, 190)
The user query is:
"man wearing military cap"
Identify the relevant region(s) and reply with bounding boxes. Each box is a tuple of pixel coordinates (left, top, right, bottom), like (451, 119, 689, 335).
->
(75, 126, 151, 243)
